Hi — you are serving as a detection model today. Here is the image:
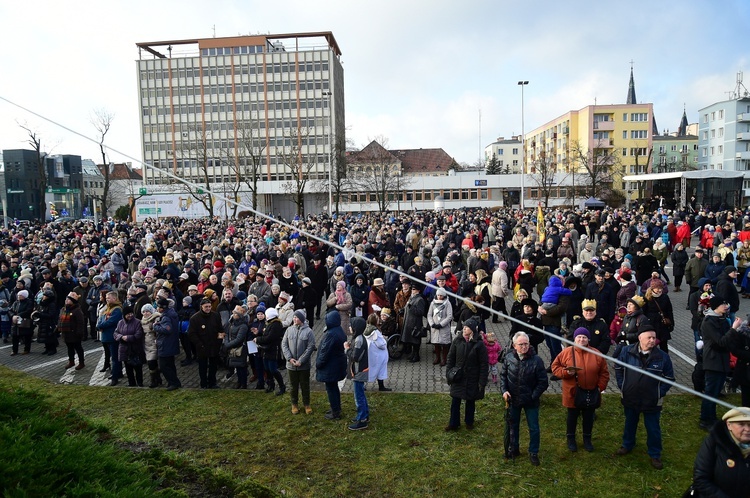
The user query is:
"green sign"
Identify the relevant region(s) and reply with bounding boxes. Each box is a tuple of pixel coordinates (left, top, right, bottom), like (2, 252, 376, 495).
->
(46, 187, 80, 194)
(196, 188, 204, 194)
(139, 187, 148, 195)
(138, 207, 162, 215)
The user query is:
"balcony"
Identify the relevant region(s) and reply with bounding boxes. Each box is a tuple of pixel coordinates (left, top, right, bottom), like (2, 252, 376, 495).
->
(739, 113, 750, 122)
(594, 138, 614, 148)
(736, 151, 750, 160)
(737, 132, 750, 141)
(593, 120, 615, 131)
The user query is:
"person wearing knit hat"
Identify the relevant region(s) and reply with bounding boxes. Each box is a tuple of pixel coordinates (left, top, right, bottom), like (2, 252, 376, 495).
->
(60, 291, 86, 370)
(255, 305, 285, 395)
(551, 321, 610, 453)
(614, 316, 673, 469)
(445, 316, 488, 433)
(282, 308, 316, 414)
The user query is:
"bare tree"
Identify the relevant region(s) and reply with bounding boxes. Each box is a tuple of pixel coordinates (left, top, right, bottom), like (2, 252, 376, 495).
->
(632, 143, 653, 200)
(279, 127, 319, 217)
(18, 124, 49, 219)
(233, 118, 266, 211)
(349, 138, 413, 212)
(314, 132, 353, 215)
(92, 109, 115, 216)
(174, 125, 216, 218)
(570, 140, 622, 199)
(530, 150, 560, 208)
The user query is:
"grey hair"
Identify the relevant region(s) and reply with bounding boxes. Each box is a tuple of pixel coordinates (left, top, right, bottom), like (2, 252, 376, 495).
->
(512, 331, 529, 345)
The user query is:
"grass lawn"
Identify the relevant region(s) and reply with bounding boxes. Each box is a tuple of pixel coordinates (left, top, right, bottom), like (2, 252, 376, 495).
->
(0, 365, 721, 497)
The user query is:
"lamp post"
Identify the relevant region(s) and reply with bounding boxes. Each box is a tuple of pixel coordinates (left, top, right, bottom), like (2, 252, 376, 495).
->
(323, 91, 333, 216)
(518, 80, 529, 211)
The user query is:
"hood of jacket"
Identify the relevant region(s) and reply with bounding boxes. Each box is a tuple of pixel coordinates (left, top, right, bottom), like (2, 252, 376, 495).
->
(325, 310, 341, 329)
(548, 275, 563, 289)
(351, 316, 366, 337)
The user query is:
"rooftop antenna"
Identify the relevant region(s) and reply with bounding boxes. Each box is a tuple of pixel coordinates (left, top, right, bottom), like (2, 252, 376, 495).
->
(734, 71, 749, 99)
(212, 24, 216, 38)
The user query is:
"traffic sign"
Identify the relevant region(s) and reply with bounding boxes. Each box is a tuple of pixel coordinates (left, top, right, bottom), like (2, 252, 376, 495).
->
(139, 187, 148, 195)
(46, 187, 80, 194)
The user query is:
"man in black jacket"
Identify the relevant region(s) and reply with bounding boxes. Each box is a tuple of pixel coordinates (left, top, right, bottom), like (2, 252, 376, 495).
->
(500, 331, 549, 466)
(188, 298, 225, 389)
(714, 266, 740, 322)
(700, 296, 740, 430)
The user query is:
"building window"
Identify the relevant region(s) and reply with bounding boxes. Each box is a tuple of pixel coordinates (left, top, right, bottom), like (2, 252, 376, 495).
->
(719, 109, 724, 119)
(623, 113, 628, 122)
(671, 145, 677, 152)
(711, 111, 716, 121)
(480, 189, 488, 200)
(719, 127, 724, 137)
(704, 114, 709, 123)
(702, 131, 708, 140)
(451, 190, 460, 200)
(622, 148, 627, 156)
(530, 189, 538, 198)
(622, 130, 627, 139)
(630, 130, 648, 139)
(497, 149, 503, 155)
(711, 129, 716, 138)
(512, 148, 518, 154)
(512, 160, 518, 167)
(719, 145, 723, 154)
(470, 190, 478, 200)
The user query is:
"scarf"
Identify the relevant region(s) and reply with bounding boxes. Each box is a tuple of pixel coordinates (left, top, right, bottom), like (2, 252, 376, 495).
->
(57, 305, 74, 333)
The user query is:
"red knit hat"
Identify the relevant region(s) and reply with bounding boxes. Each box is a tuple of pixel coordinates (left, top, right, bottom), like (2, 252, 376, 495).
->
(213, 260, 225, 269)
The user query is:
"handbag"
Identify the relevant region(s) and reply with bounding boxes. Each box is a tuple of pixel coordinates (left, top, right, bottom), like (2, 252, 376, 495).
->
(572, 348, 601, 409)
(446, 340, 477, 385)
(653, 299, 672, 327)
(18, 318, 32, 329)
(126, 353, 142, 368)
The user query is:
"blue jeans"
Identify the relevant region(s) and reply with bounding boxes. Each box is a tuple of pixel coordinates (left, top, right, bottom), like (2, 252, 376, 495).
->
(544, 326, 562, 364)
(701, 370, 727, 422)
(325, 381, 341, 413)
(509, 405, 540, 454)
(622, 407, 662, 458)
(109, 341, 123, 381)
(353, 381, 369, 421)
(449, 396, 476, 428)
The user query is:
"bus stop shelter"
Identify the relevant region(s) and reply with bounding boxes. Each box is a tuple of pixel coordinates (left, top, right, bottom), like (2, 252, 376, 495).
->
(623, 170, 746, 211)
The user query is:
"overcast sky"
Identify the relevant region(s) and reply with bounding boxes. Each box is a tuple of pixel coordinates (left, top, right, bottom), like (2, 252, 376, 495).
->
(1, 0, 748, 168)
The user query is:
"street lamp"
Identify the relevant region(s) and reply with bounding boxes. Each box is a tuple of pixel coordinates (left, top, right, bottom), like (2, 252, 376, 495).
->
(323, 91, 333, 216)
(518, 80, 529, 211)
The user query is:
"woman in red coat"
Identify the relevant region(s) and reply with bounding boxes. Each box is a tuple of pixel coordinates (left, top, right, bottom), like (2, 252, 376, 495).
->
(551, 327, 610, 452)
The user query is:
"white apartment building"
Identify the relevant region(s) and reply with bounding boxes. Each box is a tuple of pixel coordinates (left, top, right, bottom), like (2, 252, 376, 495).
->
(483, 136, 522, 173)
(697, 96, 750, 201)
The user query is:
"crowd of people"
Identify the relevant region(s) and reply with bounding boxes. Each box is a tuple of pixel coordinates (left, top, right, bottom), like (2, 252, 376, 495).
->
(3, 203, 750, 491)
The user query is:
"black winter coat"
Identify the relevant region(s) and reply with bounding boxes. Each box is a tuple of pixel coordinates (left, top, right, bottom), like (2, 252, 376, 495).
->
(692, 420, 750, 496)
(701, 312, 736, 374)
(715, 273, 740, 314)
(568, 316, 611, 354)
(500, 347, 548, 408)
(446, 333, 488, 400)
(188, 310, 224, 359)
(643, 293, 674, 342)
(729, 324, 750, 386)
(256, 317, 284, 360)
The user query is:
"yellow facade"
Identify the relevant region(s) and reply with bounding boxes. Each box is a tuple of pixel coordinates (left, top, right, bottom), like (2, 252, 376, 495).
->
(524, 103, 654, 194)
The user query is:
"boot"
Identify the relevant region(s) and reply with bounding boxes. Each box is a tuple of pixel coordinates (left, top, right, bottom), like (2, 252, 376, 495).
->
(432, 345, 441, 365)
(274, 372, 286, 396)
(674, 286, 681, 292)
(441, 345, 449, 367)
(99, 363, 110, 373)
(582, 434, 594, 452)
(408, 349, 420, 363)
(566, 434, 578, 452)
(75, 362, 85, 371)
(64, 360, 75, 369)
(378, 379, 392, 392)
(148, 370, 162, 389)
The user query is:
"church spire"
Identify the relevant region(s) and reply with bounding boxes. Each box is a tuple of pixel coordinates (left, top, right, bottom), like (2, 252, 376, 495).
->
(677, 105, 688, 137)
(626, 62, 637, 104)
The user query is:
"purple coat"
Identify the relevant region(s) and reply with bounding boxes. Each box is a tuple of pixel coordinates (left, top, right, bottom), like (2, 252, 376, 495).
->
(113, 316, 146, 363)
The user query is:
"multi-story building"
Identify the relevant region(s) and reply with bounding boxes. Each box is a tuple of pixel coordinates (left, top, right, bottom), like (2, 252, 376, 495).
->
(81, 159, 104, 215)
(483, 136, 522, 173)
(649, 110, 699, 175)
(522, 69, 654, 203)
(1, 150, 83, 220)
(135, 32, 344, 214)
